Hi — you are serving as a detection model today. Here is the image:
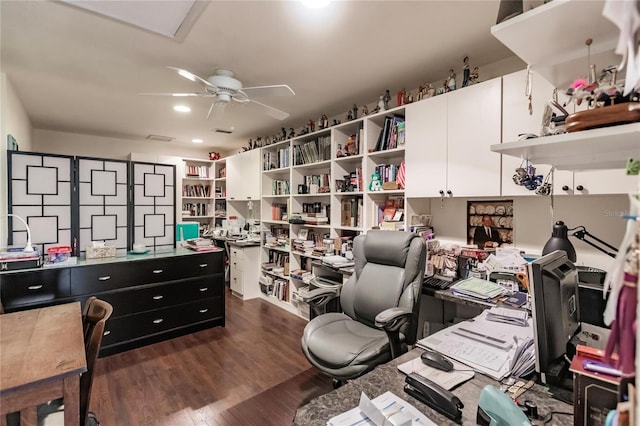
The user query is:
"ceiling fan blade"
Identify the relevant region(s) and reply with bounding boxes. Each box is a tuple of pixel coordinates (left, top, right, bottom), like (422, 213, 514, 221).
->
(207, 101, 228, 120)
(138, 92, 212, 97)
(167, 66, 218, 90)
(241, 84, 295, 98)
(248, 99, 290, 120)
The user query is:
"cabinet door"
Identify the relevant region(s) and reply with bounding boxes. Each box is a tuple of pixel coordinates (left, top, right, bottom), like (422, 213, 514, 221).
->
(226, 154, 242, 200)
(447, 78, 502, 197)
(501, 70, 554, 196)
(241, 149, 261, 200)
(573, 170, 638, 195)
(404, 95, 447, 197)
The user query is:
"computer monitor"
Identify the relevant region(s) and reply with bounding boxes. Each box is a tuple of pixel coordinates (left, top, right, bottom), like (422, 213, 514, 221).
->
(528, 250, 580, 385)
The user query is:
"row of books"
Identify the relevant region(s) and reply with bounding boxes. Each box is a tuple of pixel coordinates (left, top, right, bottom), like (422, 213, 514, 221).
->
(272, 179, 290, 195)
(301, 173, 331, 194)
(263, 147, 290, 170)
(182, 203, 210, 217)
(215, 186, 225, 198)
(294, 136, 331, 165)
(271, 203, 288, 221)
(185, 165, 210, 178)
(374, 163, 401, 184)
(184, 238, 220, 252)
(301, 202, 329, 215)
(336, 168, 362, 193)
(375, 196, 404, 226)
(374, 115, 405, 152)
(183, 184, 211, 197)
(341, 198, 363, 227)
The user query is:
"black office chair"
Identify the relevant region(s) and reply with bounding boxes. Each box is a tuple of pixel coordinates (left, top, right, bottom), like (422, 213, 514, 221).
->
(301, 231, 426, 386)
(38, 298, 113, 426)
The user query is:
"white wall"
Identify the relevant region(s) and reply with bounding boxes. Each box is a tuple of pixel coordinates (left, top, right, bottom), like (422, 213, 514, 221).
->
(1, 73, 34, 247)
(425, 194, 630, 270)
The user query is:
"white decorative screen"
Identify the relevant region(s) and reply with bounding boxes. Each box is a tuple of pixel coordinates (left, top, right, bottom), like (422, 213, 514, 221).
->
(8, 152, 73, 254)
(77, 158, 129, 256)
(132, 162, 175, 250)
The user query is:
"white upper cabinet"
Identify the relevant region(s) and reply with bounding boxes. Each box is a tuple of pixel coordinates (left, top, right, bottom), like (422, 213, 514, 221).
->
(227, 149, 261, 200)
(406, 78, 502, 198)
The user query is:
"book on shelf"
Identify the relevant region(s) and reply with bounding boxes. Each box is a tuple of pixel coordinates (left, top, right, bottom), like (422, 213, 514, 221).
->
(186, 237, 212, 247)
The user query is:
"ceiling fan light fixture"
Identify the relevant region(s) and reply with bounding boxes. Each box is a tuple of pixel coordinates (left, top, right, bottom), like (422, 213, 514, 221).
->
(173, 105, 191, 113)
(177, 69, 196, 81)
(192, 138, 203, 144)
(301, 0, 331, 8)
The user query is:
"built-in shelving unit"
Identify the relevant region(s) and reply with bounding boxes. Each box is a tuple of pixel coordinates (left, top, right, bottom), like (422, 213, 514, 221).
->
(180, 157, 215, 236)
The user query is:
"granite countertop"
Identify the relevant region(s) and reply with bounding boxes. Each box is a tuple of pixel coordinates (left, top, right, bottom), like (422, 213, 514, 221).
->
(293, 348, 573, 426)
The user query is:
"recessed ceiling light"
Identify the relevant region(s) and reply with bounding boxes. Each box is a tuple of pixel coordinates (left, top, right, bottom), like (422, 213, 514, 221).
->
(192, 138, 203, 144)
(173, 105, 191, 113)
(301, 0, 331, 8)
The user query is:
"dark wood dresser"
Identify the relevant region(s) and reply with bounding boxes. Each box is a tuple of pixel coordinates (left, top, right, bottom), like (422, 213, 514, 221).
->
(0, 248, 225, 356)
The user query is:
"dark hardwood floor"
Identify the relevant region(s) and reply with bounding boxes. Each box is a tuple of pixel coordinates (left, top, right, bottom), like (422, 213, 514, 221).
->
(90, 289, 334, 425)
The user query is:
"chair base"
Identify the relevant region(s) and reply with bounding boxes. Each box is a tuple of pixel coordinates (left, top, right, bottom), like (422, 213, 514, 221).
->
(332, 378, 345, 389)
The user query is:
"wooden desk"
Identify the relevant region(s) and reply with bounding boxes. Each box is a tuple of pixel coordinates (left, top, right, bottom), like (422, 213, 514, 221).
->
(0, 302, 87, 426)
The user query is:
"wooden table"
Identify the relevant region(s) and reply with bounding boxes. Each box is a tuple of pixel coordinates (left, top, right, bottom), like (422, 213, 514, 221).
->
(0, 302, 87, 426)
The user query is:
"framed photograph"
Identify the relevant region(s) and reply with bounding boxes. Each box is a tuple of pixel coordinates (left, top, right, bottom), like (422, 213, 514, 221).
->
(298, 228, 309, 240)
(467, 199, 514, 248)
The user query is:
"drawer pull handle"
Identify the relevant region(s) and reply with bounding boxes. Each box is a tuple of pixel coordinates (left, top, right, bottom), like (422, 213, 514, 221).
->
(199, 309, 208, 313)
(153, 295, 164, 300)
(152, 269, 163, 274)
(98, 276, 111, 281)
(199, 287, 208, 292)
(199, 263, 208, 268)
(27, 285, 43, 290)
(103, 330, 111, 336)
(153, 319, 164, 324)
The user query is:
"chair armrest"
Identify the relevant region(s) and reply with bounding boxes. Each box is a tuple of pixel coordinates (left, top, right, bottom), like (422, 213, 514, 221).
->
(375, 307, 413, 359)
(300, 287, 339, 308)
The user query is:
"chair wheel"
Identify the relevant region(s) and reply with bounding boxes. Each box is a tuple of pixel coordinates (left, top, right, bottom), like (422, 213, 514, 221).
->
(332, 379, 344, 389)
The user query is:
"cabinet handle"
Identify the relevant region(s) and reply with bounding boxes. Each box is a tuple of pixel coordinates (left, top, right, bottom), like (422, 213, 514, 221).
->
(98, 276, 111, 281)
(446, 190, 453, 196)
(152, 319, 164, 324)
(562, 185, 569, 191)
(439, 190, 444, 196)
(199, 263, 208, 268)
(199, 287, 209, 292)
(27, 285, 43, 290)
(152, 269, 163, 274)
(576, 185, 584, 191)
(199, 309, 209, 313)
(103, 330, 111, 336)
(153, 295, 164, 300)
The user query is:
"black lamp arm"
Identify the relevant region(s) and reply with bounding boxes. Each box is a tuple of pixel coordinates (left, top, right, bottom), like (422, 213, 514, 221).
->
(570, 226, 618, 258)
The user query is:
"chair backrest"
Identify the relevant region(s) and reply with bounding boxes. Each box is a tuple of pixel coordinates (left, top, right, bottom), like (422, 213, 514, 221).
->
(80, 298, 113, 425)
(340, 231, 425, 344)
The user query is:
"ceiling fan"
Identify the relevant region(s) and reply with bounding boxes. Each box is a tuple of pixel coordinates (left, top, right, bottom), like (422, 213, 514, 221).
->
(141, 67, 295, 120)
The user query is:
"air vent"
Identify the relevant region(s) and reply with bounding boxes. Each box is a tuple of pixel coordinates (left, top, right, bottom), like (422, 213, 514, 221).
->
(212, 128, 234, 134)
(146, 134, 175, 142)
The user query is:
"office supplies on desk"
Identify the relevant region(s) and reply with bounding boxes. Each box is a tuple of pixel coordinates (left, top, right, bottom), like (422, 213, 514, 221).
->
(476, 385, 531, 426)
(327, 391, 436, 426)
(404, 373, 463, 424)
(503, 291, 528, 308)
(486, 307, 529, 327)
(421, 349, 453, 371)
(450, 277, 505, 300)
(423, 274, 458, 290)
(397, 355, 474, 390)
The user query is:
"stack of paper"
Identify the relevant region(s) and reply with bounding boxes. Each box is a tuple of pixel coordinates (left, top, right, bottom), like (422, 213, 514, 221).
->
(486, 307, 529, 327)
(450, 277, 505, 300)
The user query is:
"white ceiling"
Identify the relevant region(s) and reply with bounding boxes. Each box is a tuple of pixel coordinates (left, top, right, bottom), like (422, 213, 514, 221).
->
(1, 0, 517, 154)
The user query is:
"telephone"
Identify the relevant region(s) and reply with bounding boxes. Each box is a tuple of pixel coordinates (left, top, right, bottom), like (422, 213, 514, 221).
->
(404, 373, 463, 424)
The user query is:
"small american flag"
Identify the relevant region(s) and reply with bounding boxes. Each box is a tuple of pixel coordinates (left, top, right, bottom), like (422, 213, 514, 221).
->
(397, 160, 406, 189)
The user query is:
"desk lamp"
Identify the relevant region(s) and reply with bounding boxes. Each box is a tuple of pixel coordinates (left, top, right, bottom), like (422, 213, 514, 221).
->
(542, 220, 618, 261)
(6, 214, 34, 252)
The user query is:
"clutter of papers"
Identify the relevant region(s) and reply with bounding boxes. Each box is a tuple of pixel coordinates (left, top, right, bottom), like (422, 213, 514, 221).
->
(327, 391, 436, 426)
(417, 310, 535, 381)
(486, 307, 529, 327)
(396, 356, 474, 390)
(450, 277, 505, 300)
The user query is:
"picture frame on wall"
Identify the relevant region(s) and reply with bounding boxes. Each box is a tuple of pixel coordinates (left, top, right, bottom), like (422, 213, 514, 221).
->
(467, 200, 514, 248)
(7, 134, 18, 151)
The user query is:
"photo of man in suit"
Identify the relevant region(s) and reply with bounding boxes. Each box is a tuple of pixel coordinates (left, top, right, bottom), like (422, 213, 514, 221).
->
(474, 215, 502, 248)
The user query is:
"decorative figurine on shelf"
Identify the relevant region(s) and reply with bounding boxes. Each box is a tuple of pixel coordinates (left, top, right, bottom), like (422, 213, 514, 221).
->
(397, 88, 406, 106)
(288, 128, 295, 139)
(281, 127, 287, 140)
(425, 83, 435, 98)
(369, 173, 382, 192)
(448, 69, 457, 91)
(336, 144, 344, 158)
(416, 84, 425, 101)
(256, 137, 262, 148)
(362, 105, 369, 116)
(404, 90, 413, 104)
(308, 119, 315, 132)
(383, 90, 391, 110)
(321, 114, 329, 129)
(440, 79, 449, 94)
(344, 135, 356, 156)
(333, 119, 341, 126)
(208, 152, 221, 161)
(462, 56, 471, 87)
(265, 136, 271, 146)
(470, 66, 479, 85)
(248, 138, 253, 149)
(346, 109, 353, 121)
(352, 104, 359, 120)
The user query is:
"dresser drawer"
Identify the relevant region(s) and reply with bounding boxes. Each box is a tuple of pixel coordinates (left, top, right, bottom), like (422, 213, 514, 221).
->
(71, 263, 142, 295)
(132, 297, 223, 338)
(91, 290, 133, 318)
(1, 269, 71, 308)
(131, 276, 224, 313)
(135, 253, 223, 283)
(101, 316, 132, 348)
